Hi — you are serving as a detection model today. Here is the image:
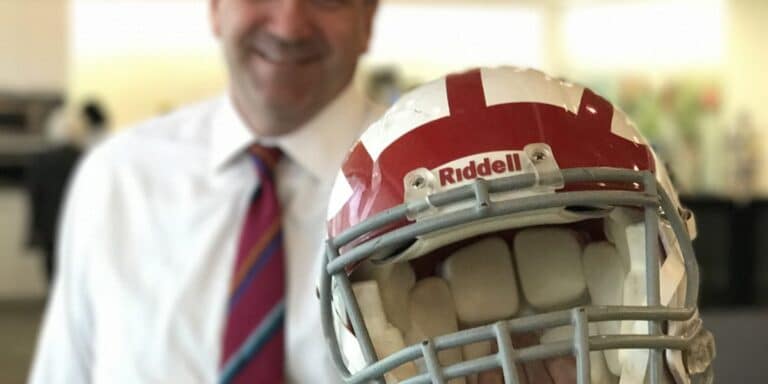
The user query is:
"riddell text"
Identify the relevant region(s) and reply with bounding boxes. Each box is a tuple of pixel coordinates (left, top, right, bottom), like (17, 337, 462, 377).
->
(438, 154, 522, 186)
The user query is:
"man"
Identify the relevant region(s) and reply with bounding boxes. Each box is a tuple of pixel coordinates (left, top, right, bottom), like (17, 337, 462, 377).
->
(29, 0, 380, 383)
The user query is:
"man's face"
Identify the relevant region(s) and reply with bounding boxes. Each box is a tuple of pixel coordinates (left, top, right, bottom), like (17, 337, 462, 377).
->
(211, 0, 377, 136)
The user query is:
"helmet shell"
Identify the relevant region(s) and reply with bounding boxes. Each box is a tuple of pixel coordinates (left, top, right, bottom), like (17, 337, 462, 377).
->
(328, 67, 655, 240)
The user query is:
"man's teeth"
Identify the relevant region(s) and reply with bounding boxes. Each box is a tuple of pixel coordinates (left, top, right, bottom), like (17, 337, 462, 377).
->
(254, 47, 317, 64)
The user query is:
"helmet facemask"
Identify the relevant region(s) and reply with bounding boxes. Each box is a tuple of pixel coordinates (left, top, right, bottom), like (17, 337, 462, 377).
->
(320, 167, 711, 384)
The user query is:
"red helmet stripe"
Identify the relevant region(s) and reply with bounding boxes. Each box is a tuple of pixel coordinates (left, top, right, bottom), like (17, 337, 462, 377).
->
(342, 141, 374, 188)
(446, 69, 487, 114)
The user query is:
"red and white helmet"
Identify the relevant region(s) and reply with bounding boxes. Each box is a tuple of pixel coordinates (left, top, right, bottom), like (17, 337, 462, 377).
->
(319, 67, 714, 384)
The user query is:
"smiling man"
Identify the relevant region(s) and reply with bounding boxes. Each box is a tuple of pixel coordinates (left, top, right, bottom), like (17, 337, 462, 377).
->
(213, 0, 377, 136)
(28, 1, 381, 383)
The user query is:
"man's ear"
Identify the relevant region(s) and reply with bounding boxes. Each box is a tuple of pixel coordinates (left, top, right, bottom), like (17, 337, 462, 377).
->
(359, 0, 379, 53)
(210, 0, 222, 38)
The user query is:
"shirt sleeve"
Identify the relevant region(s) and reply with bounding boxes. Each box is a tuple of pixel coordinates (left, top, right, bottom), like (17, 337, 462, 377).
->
(27, 147, 110, 384)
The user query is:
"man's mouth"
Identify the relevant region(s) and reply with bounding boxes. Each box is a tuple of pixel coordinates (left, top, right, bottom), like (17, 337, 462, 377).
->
(247, 36, 326, 66)
(253, 48, 322, 66)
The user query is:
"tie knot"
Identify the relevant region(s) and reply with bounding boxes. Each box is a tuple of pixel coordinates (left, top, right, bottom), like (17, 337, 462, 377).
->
(249, 144, 282, 176)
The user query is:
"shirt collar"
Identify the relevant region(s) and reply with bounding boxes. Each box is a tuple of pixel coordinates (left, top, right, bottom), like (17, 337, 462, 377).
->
(209, 84, 373, 181)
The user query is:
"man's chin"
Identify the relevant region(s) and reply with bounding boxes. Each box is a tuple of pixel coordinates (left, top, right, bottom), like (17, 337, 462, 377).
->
(262, 88, 316, 114)
(251, 71, 323, 104)
(260, 96, 322, 134)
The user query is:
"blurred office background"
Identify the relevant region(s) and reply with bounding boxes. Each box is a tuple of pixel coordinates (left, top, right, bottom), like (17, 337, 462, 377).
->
(1, 0, 766, 382)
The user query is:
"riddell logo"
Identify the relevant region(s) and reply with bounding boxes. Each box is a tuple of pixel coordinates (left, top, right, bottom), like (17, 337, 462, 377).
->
(438, 153, 522, 186)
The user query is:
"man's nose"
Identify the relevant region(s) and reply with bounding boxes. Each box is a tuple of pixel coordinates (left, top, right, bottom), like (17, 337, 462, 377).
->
(266, 0, 315, 41)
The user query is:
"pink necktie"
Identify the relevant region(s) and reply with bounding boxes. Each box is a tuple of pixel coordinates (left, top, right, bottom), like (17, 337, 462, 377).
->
(221, 144, 285, 384)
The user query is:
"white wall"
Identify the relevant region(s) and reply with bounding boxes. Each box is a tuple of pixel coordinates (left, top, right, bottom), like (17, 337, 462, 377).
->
(0, 0, 68, 92)
(70, 0, 227, 128)
(363, 3, 544, 81)
(561, 0, 724, 73)
(725, 0, 768, 193)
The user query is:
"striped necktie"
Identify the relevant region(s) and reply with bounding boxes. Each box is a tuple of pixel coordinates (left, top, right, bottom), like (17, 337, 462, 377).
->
(221, 144, 285, 384)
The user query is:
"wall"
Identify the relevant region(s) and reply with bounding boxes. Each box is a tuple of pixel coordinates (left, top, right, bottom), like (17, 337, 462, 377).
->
(69, 0, 227, 128)
(725, 0, 768, 194)
(0, 0, 68, 92)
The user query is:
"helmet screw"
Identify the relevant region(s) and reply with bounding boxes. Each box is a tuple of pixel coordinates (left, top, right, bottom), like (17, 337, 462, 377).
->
(532, 151, 547, 162)
(412, 175, 426, 189)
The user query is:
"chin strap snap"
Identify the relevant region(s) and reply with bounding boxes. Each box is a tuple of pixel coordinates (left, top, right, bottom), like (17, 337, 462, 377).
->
(686, 326, 716, 384)
(665, 310, 716, 384)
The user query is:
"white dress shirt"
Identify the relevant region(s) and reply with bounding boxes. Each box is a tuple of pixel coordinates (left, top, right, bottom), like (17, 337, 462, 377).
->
(28, 85, 384, 384)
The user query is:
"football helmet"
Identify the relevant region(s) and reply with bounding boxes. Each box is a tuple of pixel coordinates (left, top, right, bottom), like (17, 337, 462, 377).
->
(319, 67, 715, 384)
